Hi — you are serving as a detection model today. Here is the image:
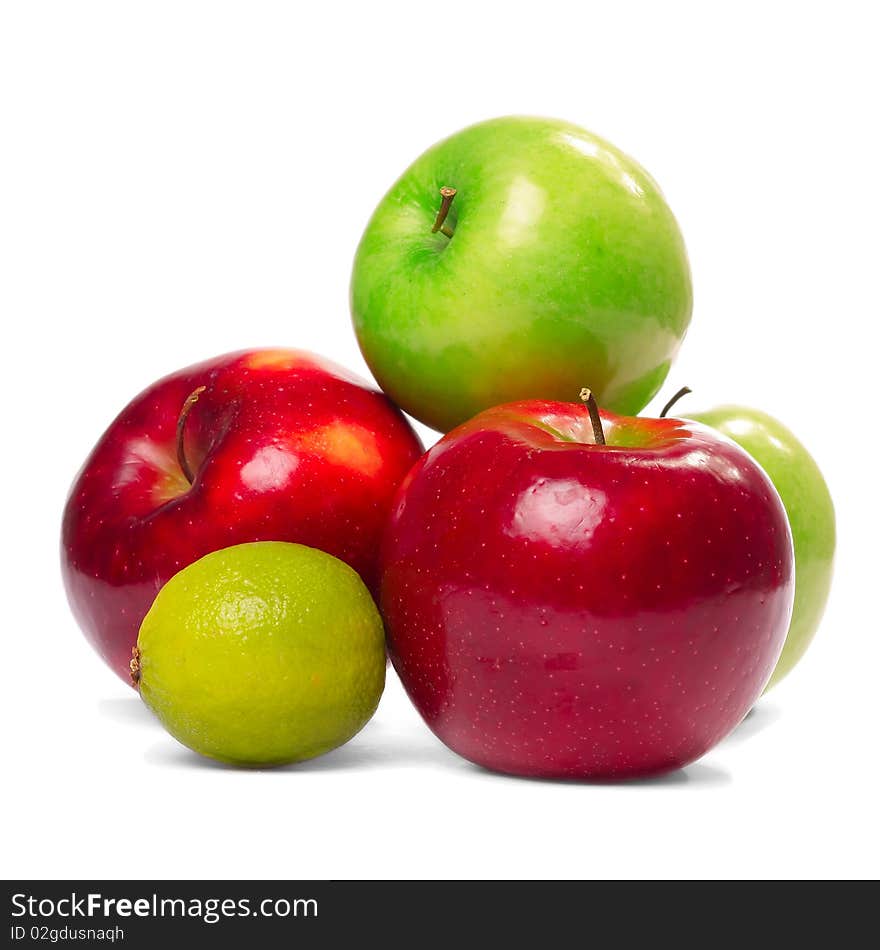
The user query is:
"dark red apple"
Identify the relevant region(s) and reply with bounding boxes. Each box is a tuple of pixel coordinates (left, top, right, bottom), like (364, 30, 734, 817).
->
(62, 348, 423, 683)
(380, 396, 794, 779)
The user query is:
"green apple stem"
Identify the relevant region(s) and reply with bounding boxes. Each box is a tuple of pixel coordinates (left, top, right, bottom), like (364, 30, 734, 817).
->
(431, 186, 457, 238)
(129, 646, 141, 687)
(659, 386, 692, 418)
(176, 385, 207, 484)
(579, 388, 606, 445)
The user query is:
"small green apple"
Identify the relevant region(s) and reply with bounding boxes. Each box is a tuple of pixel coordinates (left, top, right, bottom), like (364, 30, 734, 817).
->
(351, 115, 693, 432)
(665, 394, 835, 690)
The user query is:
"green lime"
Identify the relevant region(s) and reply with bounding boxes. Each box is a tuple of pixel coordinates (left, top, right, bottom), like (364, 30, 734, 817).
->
(133, 541, 386, 766)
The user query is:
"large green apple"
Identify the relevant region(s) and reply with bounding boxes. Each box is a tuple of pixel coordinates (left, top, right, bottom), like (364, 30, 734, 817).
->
(684, 403, 836, 690)
(351, 116, 693, 432)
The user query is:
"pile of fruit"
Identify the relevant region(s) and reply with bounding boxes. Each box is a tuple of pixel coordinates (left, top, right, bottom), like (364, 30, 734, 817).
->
(61, 116, 835, 780)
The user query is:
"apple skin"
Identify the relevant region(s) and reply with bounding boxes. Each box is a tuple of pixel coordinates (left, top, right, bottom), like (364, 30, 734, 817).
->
(351, 116, 692, 432)
(62, 348, 423, 684)
(380, 400, 794, 779)
(686, 405, 835, 690)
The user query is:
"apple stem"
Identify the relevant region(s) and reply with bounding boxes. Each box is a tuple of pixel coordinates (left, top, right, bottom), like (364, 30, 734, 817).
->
(659, 386, 692, 418)
(579, 388, 606, 445)
(129, 646, 141, 686)
(431, 186, 457, 237)
(176, 385, 207, 484)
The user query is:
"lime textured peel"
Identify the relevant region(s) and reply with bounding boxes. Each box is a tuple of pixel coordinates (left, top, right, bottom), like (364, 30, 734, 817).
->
(134, 541, 386, 766)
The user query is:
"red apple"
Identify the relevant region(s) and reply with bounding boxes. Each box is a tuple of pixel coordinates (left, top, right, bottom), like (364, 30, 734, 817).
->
(62, 348, 423, 683)
(380, 396, 794, 779)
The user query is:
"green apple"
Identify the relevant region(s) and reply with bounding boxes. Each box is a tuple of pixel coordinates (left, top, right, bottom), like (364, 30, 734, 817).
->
(351, 115, 693, 432)
(679, 401, 835, 690)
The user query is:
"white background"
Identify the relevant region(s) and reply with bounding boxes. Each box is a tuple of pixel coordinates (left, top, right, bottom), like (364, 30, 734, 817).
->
(2, 1, 878, 880)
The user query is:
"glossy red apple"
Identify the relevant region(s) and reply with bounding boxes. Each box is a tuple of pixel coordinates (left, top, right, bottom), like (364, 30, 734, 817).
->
(380, 395, 794, 779)
(62, 348, 423, 683)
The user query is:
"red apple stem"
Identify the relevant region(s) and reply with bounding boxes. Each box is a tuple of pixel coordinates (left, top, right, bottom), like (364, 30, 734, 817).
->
(659, 386, 692, 418)
(176, 385, 207, 484)
(129, 646, 141, 686)
(431, 186, 457, 238)
(579, 388, 606, 445)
